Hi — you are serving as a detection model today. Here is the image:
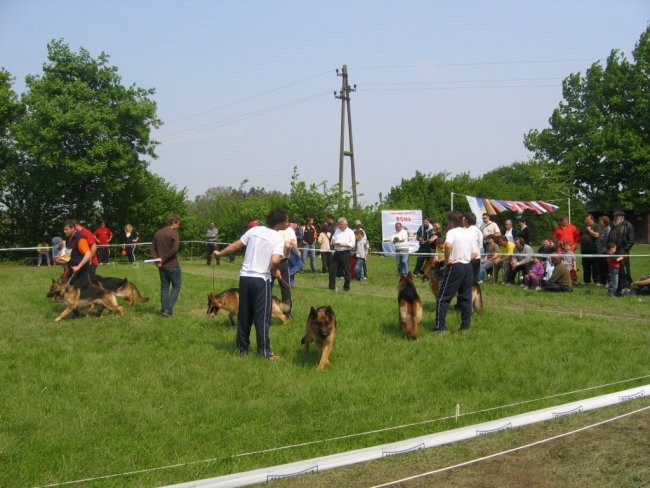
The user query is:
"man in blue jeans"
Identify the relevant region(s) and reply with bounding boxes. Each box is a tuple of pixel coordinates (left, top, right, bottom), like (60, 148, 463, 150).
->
(151, 214, 182, 317)
(434, 211, 475, 333)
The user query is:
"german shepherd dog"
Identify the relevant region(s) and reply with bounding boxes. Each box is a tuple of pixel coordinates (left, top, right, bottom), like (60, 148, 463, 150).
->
(422, 258, 484, 313)
(91, 275, 149, 306)
(397, 272, 423, 340)
(52, 283, 124, 322)
(301, 306, 337, 370)
(206, 288, 290, 325)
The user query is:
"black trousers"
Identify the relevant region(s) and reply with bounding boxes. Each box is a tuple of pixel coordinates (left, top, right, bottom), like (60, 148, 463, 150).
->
(272, 258, 292, 315)
(236, 276, 274, 357)
(435, 262, 473, 331)
(329, 250, 351, 291)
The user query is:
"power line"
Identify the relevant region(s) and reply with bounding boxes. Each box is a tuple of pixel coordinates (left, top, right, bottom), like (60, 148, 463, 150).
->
(353, 58, 597, 70)
(162, 69, 333, 127)
(158, 91, 331, 142)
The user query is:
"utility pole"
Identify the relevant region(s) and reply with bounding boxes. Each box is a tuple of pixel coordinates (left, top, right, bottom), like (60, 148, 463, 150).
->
(335, 64, 358, 208)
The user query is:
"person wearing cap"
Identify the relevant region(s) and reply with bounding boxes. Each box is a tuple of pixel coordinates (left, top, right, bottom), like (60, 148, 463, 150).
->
(329, 217, 356, 292)
(353, 219, 366, 238)
(607, 210, 635, 294)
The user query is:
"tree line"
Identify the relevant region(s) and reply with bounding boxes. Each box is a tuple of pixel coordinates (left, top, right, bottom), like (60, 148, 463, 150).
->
(1, 27, 648, 249)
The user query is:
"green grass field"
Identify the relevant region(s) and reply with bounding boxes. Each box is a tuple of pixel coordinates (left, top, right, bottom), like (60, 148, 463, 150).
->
(0, 247, 649, 487)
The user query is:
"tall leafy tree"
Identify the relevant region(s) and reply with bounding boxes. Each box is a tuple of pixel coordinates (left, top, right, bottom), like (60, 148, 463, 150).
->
(524, 26, 650, 212)
(4, 39, 164, 244)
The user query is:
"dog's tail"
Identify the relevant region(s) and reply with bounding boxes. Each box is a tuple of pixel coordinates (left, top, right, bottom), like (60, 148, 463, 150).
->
(473, 283, 484, 314)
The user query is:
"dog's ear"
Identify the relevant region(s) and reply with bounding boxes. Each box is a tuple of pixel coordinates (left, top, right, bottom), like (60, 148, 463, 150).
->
(309, 306, 316, 317)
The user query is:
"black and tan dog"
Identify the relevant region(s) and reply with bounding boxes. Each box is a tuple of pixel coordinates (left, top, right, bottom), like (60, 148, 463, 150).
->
(301, 306, 337, 370)
(398, 272, 423, 340)
(207, 288, 290, 325)
(52, 283, 124, 322)
(91, 275, 149, 307)
(421, 258, 484, 313)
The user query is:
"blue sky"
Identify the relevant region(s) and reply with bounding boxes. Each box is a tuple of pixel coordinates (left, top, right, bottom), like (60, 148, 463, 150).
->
(1, 0, 648, 205)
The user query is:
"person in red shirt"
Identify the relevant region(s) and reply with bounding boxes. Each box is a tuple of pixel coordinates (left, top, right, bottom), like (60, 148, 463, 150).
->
(74, 220, 99, 275)
(552, 216, 580, 251)
(93, 222, 114, 265)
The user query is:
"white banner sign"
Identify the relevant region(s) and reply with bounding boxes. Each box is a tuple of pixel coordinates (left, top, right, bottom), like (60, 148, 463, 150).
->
(380, 210, 422, 254)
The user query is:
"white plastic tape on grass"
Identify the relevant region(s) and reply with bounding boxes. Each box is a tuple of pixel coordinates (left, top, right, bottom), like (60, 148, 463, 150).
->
(165, 385, 647, 488)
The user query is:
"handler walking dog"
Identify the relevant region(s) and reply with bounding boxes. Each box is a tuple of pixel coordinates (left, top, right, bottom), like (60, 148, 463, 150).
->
(434, 211, 475, 333)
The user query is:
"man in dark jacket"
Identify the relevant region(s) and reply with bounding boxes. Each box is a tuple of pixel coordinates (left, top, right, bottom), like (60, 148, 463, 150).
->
(607, 210, 635, 293)
(151, 214, 182, 316)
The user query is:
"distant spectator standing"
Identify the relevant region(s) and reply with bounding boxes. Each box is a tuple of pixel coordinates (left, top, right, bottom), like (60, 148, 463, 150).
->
(391, 222, 410, 276)
(317, 224, 332, 274)
(329, 217, 356, 292)
(517, 218, 533, 246)
(413, 217, 435, 276)
(607, 210, 635, 293)
(151, 214, 182, 317)
(552, 216, 580, 251)
(302, 217, 318, 273)
(606, 242, 624, 297)
(596, 215, 611, 286)
(579, 213, 601, 284)
(37, 242, 51, 266)
(121, 224, 140, 264)
(93, 221, 113, 265)
(206, 222, 219, 266)
(353, 228, 370, 280)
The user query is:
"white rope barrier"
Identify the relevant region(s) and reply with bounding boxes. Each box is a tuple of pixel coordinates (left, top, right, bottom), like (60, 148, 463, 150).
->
(370, 404, 650, 488)
(31, 378, 649, 488)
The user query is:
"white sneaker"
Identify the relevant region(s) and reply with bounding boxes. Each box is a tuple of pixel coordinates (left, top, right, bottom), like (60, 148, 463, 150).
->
(535, 286, 541, 291)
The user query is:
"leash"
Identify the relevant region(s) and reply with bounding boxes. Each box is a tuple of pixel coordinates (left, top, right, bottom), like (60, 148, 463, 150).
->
(66, 270, 76, 285)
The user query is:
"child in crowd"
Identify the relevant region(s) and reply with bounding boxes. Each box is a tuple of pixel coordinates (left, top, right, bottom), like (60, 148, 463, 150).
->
(354, 229, 369, 280)
(523, 255, 545, 290)
(560, 241, 577, 284)
(606, 242, 624, 297)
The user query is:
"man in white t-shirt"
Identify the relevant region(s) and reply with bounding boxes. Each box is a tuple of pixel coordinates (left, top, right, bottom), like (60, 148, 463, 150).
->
(391, 222, 410, 276)
(329, 217, 356, 292)
(434, 211, 474, 333)
(213, 208, 288, 360)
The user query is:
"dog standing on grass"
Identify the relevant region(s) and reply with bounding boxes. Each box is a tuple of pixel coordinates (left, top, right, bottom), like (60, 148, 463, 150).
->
(207, 288, 290, 325)
(397, 272, 423, 340)
(301, 306, 337, 370)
